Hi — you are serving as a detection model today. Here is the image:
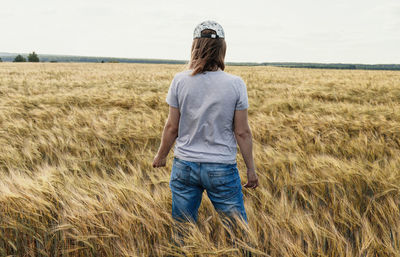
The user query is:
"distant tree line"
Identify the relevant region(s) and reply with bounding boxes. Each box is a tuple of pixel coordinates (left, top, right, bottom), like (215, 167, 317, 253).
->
(259, 62, 400, 71)
(1, 52, 400, 70)
(28, 52, 39, 62)
(13, 52, 40, 62)
(35, 56, 186, 64)
(14, 55, 26, 62)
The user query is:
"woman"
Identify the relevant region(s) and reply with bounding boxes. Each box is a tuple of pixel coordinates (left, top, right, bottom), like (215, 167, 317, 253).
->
(153, 20, 258, 226)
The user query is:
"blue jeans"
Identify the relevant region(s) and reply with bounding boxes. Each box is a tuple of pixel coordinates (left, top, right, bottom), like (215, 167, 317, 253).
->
(169, 157, 248, 224)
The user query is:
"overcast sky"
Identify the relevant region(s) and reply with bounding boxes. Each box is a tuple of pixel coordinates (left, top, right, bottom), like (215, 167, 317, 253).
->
(2, 0, 399, 64)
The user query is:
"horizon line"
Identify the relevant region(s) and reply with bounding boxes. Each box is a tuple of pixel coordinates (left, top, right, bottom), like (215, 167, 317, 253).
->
(0, 51, 399, 66)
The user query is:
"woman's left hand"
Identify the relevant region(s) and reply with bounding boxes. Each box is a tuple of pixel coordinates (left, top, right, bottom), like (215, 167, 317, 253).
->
(152, 154, 167, 168)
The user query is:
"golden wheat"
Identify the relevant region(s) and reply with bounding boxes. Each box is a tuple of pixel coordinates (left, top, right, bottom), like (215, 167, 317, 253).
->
(0, 62, 399, 256)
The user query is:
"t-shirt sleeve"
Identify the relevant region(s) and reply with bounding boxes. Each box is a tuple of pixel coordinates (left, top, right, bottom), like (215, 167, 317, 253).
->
(235, 77, 249, 110)
(166, 76, 179, 108)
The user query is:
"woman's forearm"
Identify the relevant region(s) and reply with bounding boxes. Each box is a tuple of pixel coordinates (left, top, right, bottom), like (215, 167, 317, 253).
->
(235, 132, 255, 172)
(156, 125, 178, 158)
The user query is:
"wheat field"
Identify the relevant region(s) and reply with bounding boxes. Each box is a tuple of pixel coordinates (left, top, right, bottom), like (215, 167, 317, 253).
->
(0, 62, 399, 256)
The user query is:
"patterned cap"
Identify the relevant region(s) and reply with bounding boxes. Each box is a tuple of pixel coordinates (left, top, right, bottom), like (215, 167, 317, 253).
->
(193, 20, 225, 39)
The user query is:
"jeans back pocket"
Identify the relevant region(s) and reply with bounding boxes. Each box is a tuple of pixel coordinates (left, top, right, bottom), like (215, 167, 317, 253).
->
(171, 158, 191, 187)
(208, 166, 241, 199)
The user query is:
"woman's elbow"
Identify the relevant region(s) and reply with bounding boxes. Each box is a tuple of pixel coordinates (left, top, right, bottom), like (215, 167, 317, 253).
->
(165, 123, 179, 134)
(234, 128, 252, 138)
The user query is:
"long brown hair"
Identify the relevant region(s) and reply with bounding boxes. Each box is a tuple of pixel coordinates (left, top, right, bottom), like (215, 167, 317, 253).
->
(188, 29, 227, 76)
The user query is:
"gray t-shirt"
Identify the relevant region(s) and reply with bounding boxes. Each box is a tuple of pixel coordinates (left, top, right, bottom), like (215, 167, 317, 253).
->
(166, 69, 249, 164)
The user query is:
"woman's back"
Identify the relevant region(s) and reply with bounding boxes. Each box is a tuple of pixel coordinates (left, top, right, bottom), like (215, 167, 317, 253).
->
(166, 69, 249, 164)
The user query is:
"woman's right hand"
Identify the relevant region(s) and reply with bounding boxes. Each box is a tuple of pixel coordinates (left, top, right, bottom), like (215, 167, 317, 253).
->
(243, 169, 259, 189)
(152, 154, 167, 168)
